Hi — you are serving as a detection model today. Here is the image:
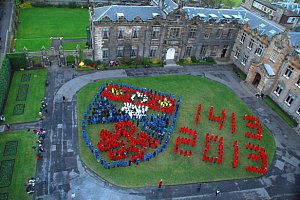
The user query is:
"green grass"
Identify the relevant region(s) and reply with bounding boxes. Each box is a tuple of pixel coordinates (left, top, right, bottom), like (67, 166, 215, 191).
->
(223, 0, 242, 8)
(15, 38, 51, 52)
(77, 75, 276, 187)
(63, 42, 87, 50)
(263, 96, 298, 128)
(2, 69, 48, 124)
(231, 64, 247, 81)
(0, 130, 38, 200)
(16, 8, 89, 52)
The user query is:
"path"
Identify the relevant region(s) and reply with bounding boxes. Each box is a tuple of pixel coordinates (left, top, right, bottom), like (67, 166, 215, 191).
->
(28, 64, 300, 199)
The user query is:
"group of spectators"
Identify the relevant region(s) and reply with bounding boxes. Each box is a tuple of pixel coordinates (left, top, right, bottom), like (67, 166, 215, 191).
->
(81, 82, 181, 169)
(35, 128, 46, 160)
(38, 97, 48, 120)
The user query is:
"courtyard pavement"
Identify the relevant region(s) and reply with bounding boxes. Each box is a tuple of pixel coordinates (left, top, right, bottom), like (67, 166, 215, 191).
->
(9, 64, 300, 199)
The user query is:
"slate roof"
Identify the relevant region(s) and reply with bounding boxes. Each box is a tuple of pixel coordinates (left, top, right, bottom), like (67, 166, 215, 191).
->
(93, 5, 164, 22)
(272, 1, 300, 15)
(288, 32, 300, 47)
(183, 7, 285, 40)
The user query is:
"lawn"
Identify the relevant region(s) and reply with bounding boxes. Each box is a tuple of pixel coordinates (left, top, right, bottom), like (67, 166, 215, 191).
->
(263, 95, 298, 128)
(77, 75, 276, 187)
(0, 130, 38, 200)
(16, 8, 89, 52)
(2, 69, 48, 124)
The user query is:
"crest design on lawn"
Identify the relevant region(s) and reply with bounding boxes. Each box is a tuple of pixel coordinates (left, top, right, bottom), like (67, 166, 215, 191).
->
(81, 82, 181, 169)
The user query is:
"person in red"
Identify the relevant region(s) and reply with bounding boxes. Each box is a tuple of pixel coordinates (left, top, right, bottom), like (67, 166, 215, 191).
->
(158, 179, 163, 189)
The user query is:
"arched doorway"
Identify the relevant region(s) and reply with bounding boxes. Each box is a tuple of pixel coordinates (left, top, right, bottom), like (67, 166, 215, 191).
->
(252, 73, 261, 87)
(166, 48, 175, 60)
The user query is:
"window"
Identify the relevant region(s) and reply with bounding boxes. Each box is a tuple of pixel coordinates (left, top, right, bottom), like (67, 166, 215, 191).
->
(248, 39, 254, 50)
(189, 28, 197, 38)
(200, 45, 207, 56)
(295, 77, 300, 87)
(240, 32, 246, 44)
(285, 94, 295, 106)
(241, 54, 249, 66)
(211, 45, 218, 56)
(117, 47, 124, 58)
(296, 107, 300, 115)
(185, 46, 192, 57)
(152, 27, 160, 39)
(102, 28, 109, 39)
(234, 49, 240, 59)
(132, 27, 140, 39)
(274, 84, 283, 96)
(130, 47, 138, 58)
(149, 46, 157, 58)
(102, 48, 108, 59)
(255, 44, 264, 56)
(270, 50, 278, 62)
(227, 29, 233, 39)
(287, 17, 297, 23)
(118, 27, 125, 39)
(283, 66, 294, 79)
(216, 29, 222, 38)
(204, 30, 211, 39)
(169, 28, 180, 38)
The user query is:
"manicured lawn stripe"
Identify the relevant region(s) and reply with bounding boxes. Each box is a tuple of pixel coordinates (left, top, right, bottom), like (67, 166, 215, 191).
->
(0, 130, 38, 200)
(3, 69, 48, 124)
(77, 75, 275, 187)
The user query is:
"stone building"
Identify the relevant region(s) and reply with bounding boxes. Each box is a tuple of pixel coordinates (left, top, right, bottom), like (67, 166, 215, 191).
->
(90, 0, 300, 124)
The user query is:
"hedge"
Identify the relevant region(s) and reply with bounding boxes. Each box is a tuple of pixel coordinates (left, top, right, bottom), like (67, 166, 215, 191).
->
(6, 53, 28, 71)
(0, 57, 12, 113)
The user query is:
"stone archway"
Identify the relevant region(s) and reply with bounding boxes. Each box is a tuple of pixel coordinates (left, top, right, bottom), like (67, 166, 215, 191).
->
(252, 73, 261, 87)
(166, 48, 175, 60)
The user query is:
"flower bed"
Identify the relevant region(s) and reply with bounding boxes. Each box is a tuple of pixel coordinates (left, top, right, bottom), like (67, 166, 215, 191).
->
(16, 84, 29, 101)
(0, 160, 15, 188)
(3, 141, 18, 156)
(13, 104, 25, 115)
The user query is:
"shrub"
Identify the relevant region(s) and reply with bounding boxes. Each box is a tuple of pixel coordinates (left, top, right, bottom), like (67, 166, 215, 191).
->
(83, 59, 93, 66)
(119, 57, 131, 65)
(152, 57, 159, 64)
(185, 57, 192, 64)
(68, 2, 78, 9)
(206, 57, 214, 62)
(96, 60, 102, 66)
(0, 57, 12, 113)
(6, 53, 29, 70)
(191, 56, 198, 63)
(135, 56, 143, 65)
(18, 2, 32, 8)
(144, 57, 151, 65)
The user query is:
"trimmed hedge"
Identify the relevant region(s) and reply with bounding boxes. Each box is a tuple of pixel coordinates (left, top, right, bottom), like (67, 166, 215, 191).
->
(0, 57, 12, 113)
(6, 53, 28, 71)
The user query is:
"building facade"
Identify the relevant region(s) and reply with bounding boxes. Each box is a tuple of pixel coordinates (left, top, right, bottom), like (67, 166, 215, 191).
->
(90, 0, 300, 124)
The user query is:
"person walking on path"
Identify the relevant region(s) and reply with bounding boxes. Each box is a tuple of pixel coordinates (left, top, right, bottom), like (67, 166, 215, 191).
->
(215, 190, 220, 196)
(158, 179, 163, 189)
(63, 96, 66, 102)
(6, 124, 10, 132)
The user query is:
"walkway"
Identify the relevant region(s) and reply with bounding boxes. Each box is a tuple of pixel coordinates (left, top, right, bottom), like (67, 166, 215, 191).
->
(27, 64, 300, 199)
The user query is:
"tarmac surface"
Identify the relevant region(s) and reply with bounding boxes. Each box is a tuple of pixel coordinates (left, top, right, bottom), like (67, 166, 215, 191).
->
(5, 63, 300, 200)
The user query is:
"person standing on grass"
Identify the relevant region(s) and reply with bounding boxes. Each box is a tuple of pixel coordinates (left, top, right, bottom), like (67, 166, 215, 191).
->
(6, 124, 11, 132)
(158, 179, 163, 189)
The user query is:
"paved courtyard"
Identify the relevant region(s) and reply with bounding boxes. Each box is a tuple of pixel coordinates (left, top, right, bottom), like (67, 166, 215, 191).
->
(9, 64, 300, 200)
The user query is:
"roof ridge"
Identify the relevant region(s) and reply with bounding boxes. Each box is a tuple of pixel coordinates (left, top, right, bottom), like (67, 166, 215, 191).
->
(97, 5, 113, 21)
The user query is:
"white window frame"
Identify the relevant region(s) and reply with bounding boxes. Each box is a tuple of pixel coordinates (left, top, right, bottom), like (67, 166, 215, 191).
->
(130, 47, 138, 58)
(102, 48, 108, 59)
(248, 39, 254, 50)
(152, 27, 160, 39)
(273, 84, 283, 96)
(295, 77, 300, 87)
(149, 46, 157, 58)
(102, 28, 109, 39)
(296, 107, 300, 115)
(283, 66, 294, 79)
(255, 44, 264, 56)
(234, 49, 240, 59)
(189, 28, 197, 38)
(241, 54, 249, 66)
(117, 47, 124, 58)
(285, 94, 295, 106)
(132, 27, 140, 39)
(118, 27, 125, 39)
(185, 46, 192, 57)
(240, 32, 246, 44)
(270, 50, 278, 63)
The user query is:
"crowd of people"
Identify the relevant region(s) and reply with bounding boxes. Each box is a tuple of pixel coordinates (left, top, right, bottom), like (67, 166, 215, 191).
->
(246, 142, 268, 174)
(34, 128, 46, 160)
(81, 82, 181, 169)
(202, 133, 224, 164)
